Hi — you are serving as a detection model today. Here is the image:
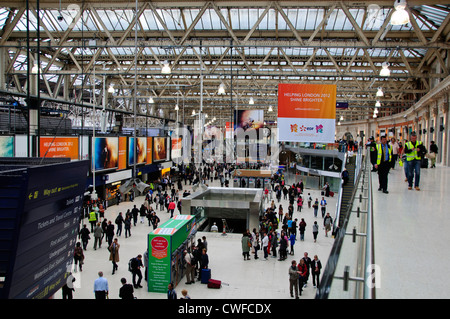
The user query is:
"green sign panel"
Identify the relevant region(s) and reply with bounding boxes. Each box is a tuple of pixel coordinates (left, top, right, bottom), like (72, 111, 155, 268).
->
(147, 215, 196, 293)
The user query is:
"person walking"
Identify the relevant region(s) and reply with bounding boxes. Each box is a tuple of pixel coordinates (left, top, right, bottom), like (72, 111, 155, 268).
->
(320, 197, 327, 218)
(375, 135, 392, 194)
(106, 221, 115, 247)
(404, 132, 427, 191)
(312, 221, 319, 243)
(429, 141, 438, 168)
(323, 213, 333, 237)
(115, 212, 124, 237)
(289, 260, 300, 299)
(73, 242, 84, 272)
(93, 271, 109, 299)
(130, 254, 144, 289)
(313, 198, 319, 218)
(78, 224, 90, 251)
(93, 222, 103, 250)
(109, 238, 120, 275)
(124, 215, 132, 238)
(311, 255, 322, 288)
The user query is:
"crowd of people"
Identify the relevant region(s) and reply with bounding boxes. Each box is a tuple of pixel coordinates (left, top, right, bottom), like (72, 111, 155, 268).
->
(68, 161, 335, 300)
(239, 177, 333, 299)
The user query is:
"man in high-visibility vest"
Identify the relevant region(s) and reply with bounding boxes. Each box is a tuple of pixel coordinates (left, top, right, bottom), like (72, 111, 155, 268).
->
(404, 132, 427, 191)
(89, 210, 98, 232)
(374, 135, 392, 194)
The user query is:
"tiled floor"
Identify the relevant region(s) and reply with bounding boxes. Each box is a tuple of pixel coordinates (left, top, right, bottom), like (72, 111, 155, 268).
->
(372, 163, 450, 298)
(53, 178, 336, 300)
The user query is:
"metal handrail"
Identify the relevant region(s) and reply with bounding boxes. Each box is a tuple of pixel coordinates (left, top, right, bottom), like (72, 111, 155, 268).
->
(315, 151, 368, 299)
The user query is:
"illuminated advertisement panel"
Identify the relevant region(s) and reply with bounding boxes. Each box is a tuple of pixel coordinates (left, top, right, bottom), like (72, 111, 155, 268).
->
(39, 137, 79, 160)
(92, 137, 119, 171)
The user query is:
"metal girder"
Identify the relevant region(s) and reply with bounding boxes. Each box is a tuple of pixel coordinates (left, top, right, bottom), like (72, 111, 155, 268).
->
(1, 0, 449, 124)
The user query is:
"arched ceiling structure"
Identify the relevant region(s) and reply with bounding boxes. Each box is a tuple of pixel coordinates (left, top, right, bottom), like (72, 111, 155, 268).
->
(1, 0, 449, 128)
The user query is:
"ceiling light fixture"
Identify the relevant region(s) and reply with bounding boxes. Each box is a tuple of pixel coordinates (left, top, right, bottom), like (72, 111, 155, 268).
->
(249, 97, 254, 105)
(376, 87, 384, 97)
(380, 62, 390, 76)
(218, 82, 226, 94)
(161, 60, 171, 74)
(108, 84, 115, 93)
(375, 101, 381, 107)
(31, 63, 39, 74)
(268, 105, 273, 112)
(148, 97, 154, 103)
(391, 0, 410, 26)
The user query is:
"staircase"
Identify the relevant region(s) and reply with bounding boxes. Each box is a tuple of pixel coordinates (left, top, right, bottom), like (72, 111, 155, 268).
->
(337, 161, 356, 227)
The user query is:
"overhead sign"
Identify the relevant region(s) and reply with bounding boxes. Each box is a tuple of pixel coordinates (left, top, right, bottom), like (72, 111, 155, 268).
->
(278, 83, 336, 143)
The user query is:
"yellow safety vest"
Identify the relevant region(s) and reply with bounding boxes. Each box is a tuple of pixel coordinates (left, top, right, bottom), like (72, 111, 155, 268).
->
(89, 211, 97, 222)
(376, 143, 392, 165)
(405, 141, 423, 161)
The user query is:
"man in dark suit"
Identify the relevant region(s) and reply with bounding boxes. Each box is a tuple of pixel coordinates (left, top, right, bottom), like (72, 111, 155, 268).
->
(375, 135, 392, 194)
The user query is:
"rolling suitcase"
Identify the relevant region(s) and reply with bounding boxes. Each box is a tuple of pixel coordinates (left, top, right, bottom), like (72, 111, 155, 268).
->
(208, 279, 222, 289)
(201, 268, 211, 284)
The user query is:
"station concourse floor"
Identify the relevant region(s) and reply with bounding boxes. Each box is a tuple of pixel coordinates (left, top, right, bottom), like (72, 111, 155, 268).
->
(53, 178, 336, 300)
(372, 163, 450, 299)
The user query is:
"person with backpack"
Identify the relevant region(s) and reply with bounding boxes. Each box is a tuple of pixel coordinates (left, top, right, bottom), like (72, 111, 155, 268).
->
(129, 254, 144, 288)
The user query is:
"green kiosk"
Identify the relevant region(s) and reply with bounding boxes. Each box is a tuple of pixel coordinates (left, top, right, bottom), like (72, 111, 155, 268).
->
(147, 215, 197, 293)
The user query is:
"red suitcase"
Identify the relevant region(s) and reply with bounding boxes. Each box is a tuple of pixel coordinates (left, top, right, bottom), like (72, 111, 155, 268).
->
(208, 279, 222, 289)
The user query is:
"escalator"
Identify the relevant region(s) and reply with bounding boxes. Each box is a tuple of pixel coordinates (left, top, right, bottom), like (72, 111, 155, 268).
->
(337, 161, 356, 227)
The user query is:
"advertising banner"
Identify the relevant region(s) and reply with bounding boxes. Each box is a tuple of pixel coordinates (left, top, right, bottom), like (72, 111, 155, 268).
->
(92, 137, 119, 171)
(171, 138, 182, 159)
(0, 136, 14, 157)
(39, 137, 79, 160)
(278, 83, 336, 143)
(153, 137, 167, 161)
(118, 136, 127, 170)
(128, 137, 147, 165)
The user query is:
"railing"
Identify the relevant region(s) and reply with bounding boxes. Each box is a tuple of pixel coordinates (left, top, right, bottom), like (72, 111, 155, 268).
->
(315, 154, 375, 299)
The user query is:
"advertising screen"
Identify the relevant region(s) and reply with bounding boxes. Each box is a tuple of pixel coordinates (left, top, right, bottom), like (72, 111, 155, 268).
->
(92, 137, 119, 171)
(39, 137, 79, 160)
(153, 137, 167, 161)
(0, 136, 14, 157)
(234, 110, 264, 132)
(128, 137, 147, 165)
(278, 83, 336, 143)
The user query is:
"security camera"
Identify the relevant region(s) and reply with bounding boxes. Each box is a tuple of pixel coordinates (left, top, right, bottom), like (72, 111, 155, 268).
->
(57, 15, 63, 21)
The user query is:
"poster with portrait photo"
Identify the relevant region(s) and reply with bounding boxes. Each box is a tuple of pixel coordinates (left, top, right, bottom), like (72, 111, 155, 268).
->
(128, 137, 147, 165)
(92, 137, 118, 171)
(153, 137, 167, 161)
